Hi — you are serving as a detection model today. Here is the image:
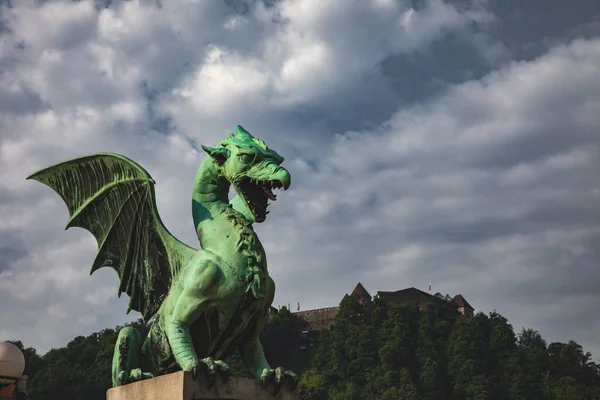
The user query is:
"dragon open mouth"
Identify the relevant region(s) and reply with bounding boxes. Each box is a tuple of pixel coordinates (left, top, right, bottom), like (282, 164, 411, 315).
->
(236, 178, 285, 223)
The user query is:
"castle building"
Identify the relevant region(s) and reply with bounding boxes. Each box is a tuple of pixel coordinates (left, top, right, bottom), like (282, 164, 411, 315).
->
(294, 283, 474, 335)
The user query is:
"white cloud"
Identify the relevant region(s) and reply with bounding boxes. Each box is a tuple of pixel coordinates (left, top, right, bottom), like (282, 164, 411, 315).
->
(161, 0, 488, 130)
(173, 45, 272, 115)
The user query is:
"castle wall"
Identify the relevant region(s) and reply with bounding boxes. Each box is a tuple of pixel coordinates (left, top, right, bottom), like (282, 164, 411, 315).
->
(295, 306, 340, 331)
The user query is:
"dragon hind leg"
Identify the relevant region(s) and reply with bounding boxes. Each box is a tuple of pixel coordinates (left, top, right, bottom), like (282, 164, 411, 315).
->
(112, 327, 154, 387)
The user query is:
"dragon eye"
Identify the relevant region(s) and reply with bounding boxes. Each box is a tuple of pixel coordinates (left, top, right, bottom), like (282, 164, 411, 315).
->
(239, 153, 255, 163)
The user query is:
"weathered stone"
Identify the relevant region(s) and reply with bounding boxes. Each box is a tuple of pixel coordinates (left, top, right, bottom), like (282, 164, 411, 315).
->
(106, 372, 298, 400)
(295, 307, 340, 331)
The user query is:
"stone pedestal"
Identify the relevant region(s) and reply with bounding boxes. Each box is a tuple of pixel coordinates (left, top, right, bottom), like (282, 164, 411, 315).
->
(106, 371, 298, 400)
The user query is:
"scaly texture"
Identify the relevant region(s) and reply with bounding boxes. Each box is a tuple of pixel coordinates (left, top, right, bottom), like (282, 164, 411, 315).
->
(223, 205, 265, 298)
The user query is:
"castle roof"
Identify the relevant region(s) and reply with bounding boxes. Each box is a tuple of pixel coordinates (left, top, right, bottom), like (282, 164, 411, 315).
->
(452, 294, 474, 310)
(376, 287, 434, 304)
(350, 282, 371, 299)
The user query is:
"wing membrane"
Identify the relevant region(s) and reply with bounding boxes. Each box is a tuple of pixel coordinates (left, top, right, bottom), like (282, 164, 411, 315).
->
(28, 153, 196, 321)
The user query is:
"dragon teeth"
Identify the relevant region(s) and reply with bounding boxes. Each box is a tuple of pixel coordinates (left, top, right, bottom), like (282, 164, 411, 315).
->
(263, 187, 277, 200)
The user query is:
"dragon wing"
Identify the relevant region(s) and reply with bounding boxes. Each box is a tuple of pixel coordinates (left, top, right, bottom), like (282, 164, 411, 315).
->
(27, 153, 196, 321)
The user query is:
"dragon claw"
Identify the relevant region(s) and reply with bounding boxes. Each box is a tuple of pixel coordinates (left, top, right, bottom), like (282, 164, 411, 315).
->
(117, 368, 153, 386)
(191, 364, 200, 381)
(118, 371, 127, 385)
(130, 368, 153, 381)
(191, 358, 230, 388)
(214, 360, 231, 382)
(260, 367, 298, 394)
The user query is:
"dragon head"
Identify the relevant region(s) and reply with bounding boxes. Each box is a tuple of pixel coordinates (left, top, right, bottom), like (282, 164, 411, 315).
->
(201, 125, 291, 223)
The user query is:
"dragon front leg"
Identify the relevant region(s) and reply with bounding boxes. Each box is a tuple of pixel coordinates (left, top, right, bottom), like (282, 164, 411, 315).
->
(112, 327, 154, 387)
(165, 320, 231, 387)
(165, 321, 231, 388)
(165, 321, 200, 373)
(164, 261, 230, 386)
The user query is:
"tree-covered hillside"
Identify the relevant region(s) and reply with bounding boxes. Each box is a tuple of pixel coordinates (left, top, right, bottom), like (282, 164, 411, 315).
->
(298, 294, 600, 400)
(9, 294, 600, 400)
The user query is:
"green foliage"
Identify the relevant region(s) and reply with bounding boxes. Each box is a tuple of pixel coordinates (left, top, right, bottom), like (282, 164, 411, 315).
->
(17, 320, 151, 400)
(262, 306, 302, 369)
(299, 294, 600, 400)
(229, 306, 306, 378)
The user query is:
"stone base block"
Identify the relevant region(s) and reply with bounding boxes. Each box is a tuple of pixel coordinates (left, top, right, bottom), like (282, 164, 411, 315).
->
(106, 371, 298, 400)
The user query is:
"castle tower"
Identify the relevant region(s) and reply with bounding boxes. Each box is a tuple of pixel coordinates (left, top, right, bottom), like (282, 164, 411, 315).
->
(350, 282, 372, 306)
(452, 295, 474, 318)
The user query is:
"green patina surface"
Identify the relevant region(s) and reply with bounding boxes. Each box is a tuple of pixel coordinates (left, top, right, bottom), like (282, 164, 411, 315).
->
(27, 125, 298, 392)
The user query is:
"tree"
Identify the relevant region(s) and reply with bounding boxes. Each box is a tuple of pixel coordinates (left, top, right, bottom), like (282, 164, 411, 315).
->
(517, 328, 548, 400)
(544, 340, 600, 399)
(417, 299, 459, 399)
(298, 369, 328, 400)
(487, 311, 521, 399)
(379, 302, 420, 375)
(299, 294, 380, 399)
(447, 314, 491, 399)
(261, 306, 302, 370)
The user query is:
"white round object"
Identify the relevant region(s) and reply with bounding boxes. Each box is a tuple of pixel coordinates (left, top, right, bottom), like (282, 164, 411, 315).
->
(0, 342, 25, 381)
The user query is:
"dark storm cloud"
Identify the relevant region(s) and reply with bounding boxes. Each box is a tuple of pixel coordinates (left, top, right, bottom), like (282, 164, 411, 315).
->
(379, 0, 600, 121)
(489, 0, 600, 56)
(0, 84, 47, 115)
(0, 232, 27, 273)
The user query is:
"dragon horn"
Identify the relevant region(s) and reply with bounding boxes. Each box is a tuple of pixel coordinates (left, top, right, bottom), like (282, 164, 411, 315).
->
(236, 125, 254, 138)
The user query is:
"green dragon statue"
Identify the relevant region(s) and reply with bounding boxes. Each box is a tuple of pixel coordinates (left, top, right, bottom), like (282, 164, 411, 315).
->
(28, 125, 298, 392)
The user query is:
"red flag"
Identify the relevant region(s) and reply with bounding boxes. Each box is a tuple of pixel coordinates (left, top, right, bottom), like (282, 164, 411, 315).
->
(428, 283, 432, 293)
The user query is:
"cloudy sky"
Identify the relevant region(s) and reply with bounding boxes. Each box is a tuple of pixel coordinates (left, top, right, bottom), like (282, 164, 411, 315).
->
(1, 0, 600, 360)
